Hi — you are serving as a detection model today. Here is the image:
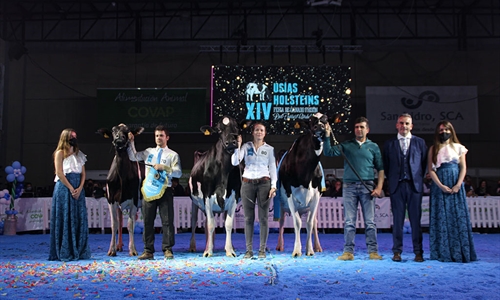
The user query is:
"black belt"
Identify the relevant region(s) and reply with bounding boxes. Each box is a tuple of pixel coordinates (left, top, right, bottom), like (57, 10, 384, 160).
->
(242, 177, 270, 184)
(399, 179, 412, 182)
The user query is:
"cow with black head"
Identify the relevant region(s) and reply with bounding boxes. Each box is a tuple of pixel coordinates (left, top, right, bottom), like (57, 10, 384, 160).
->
(98, 124, 144, 256)
(277, 112, 332, 257)
(188, 116, 244, 257)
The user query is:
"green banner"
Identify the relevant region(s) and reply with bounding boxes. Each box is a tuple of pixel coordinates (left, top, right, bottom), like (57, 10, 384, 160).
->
(97, 88, 207, 132)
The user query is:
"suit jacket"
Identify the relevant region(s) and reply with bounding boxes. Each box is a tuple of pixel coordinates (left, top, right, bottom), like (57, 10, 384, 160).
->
(383, 135, 427, 195)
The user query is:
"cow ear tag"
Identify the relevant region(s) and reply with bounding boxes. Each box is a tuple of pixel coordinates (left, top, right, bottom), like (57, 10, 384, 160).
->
(104, 133, 110, 139)
(222, 117, 230, 125)
(294, 122, 300, 129)
(203, 130, 211, 136)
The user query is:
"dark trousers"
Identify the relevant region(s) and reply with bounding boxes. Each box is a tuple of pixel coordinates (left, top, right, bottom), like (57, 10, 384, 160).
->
(142, 187, 175, 254)
(241, 180, 271, 252)
(390, 181, 423, 254)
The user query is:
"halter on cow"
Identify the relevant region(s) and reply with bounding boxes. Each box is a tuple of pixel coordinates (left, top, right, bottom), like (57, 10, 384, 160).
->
(188, 116, 244, 257)
(98, 124, 144, 256)
(276, 112, 331, 257)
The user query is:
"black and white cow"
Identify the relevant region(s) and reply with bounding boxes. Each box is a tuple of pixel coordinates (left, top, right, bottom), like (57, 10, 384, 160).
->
(188, 150, 213, 253)
(188, 116, 243, 257)
(98, 124, 144, 256)
(188, 150, 240, 255)
(275, 149, 322, 254)
(277, 112, 330, 257)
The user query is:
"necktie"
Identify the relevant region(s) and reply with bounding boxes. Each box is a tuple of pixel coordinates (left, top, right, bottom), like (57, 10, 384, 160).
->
(401, 138, 408, 155)
(157, 148, 163, 164)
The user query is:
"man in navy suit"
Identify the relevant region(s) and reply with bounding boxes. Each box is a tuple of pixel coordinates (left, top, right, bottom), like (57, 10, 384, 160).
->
(383, 113, 427, 262)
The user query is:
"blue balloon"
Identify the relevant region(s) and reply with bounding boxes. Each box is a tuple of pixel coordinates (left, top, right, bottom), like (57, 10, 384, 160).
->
(21, 166, 27, 174)
(12, 161, 21, 169)
(17, 174, 25, 182)
(6, 174, 15, 182)
(5, 166, 13, 174)
(17, 183, 24, 189)
(4, 194, 10, 200)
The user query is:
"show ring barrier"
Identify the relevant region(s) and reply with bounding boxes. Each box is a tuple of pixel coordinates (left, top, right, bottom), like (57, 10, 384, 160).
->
(1, 196, 499, 233)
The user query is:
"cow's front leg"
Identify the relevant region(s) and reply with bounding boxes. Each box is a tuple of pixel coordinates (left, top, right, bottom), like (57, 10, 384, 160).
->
(313, 215, 323, 253)
(117, 208, 124, 252)
(305, 200, 320, 256)
(305, 213, 315, 256)
(275, 208, 285, 251)
(288, 199, 302, 257)
(203, 200, 216, 257)
(127, 205, 138, 256)
(189, 202, 199, 252)
(224, 201, 237, 257)
(107, 203, 118, 256)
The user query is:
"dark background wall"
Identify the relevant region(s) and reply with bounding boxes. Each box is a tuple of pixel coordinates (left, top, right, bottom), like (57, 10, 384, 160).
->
(1, 0, 499, 192)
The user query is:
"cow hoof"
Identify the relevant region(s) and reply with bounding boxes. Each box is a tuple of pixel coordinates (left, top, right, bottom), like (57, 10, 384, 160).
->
(129, 251, 138, 257)
(226, 251, 237, 258)
(203, 252, 213, 258)
(292, 252, 302, 258)
(275, 246, 284, 252)
(306, 252, 315, 257)
(314, 247, 323, 253)
(188, 247, 197, 253)
(107, 251, 117, 257)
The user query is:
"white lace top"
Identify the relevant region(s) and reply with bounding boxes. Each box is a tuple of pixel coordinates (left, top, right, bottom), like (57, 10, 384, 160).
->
(432, 143, 468, 171)
(54, 151, 87, 182)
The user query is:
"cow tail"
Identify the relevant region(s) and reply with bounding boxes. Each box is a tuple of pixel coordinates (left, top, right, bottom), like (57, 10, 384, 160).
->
(273, 151, 288, 221)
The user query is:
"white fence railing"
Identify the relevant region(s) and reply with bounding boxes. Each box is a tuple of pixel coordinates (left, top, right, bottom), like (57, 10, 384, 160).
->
(1, 196, 499, 233)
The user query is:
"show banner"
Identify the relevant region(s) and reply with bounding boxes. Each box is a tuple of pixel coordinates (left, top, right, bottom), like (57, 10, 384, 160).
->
(97, 88, 207, 133)
(366, 86, 479, 134)
(211, 66, 352, 135)
(14, 198, 48, 231)
(2, 196, 495, 232)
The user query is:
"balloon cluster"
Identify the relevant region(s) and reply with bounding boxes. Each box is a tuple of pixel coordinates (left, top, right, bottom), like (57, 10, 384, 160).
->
(3, 161, 27, 214)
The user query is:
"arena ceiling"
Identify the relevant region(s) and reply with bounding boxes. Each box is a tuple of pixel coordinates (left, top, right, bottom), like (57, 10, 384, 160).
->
(1, 0, 499, 53)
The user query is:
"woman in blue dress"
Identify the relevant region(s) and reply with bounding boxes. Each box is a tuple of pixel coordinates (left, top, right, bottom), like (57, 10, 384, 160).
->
(49, 128, 91, 261)
(427, 121, 477, 263)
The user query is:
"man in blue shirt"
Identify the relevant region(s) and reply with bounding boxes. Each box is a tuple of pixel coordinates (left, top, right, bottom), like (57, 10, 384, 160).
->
(324, 117, 385, 260)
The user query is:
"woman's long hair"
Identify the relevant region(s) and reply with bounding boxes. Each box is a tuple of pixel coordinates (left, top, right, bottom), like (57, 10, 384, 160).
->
(431, 121, 460, 164)
(52, 128, 79, 164)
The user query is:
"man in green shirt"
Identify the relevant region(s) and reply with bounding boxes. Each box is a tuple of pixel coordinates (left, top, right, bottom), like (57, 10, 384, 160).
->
(324, 117, 384, 261)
